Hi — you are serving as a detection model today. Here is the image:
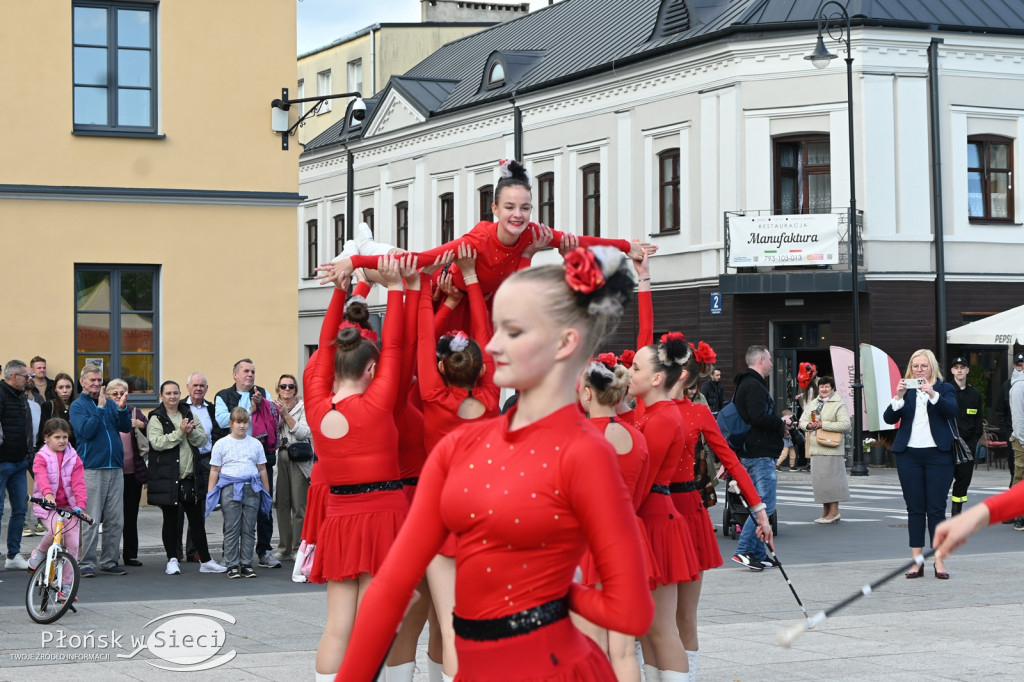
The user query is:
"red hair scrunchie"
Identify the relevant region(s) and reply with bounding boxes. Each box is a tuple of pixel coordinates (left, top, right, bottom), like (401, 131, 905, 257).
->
(339, 320, 379, 344)
(659, 331, 687, 345)
(596, 352, 618, 370)
(618, 349, 635, 369)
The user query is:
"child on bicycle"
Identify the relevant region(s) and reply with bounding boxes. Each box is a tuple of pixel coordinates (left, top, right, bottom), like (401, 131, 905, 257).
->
(28, 418, 91, 572)
(206, 407, 272, 579)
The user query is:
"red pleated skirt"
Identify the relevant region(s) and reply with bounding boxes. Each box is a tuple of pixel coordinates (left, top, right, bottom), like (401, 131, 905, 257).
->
(672, 489, 723, 571)
(578, 516, 660, 589)
(454, 616, 616, 681)
(309, 488, 409, 583)
(637, 493, 700, 585)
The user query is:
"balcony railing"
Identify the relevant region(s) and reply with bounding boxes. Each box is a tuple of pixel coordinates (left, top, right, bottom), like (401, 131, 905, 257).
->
(723, 208, 864, 273)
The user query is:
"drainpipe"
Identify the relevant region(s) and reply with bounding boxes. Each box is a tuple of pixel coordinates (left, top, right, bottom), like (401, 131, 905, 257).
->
(929, 38, 947, 367)
(369, 27, 376, 96)
(345, 144, 355, 239)
(512, 96, 523, 160)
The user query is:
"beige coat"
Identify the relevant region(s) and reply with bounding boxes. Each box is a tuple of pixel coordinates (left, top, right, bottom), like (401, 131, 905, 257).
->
(799, 392, 851, 457)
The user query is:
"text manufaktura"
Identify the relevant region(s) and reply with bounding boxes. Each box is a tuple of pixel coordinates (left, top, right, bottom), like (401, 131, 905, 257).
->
(747, 232, 820, 249)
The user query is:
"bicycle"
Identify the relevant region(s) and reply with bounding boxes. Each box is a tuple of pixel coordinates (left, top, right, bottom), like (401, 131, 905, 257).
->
(25, 496, 93, 624)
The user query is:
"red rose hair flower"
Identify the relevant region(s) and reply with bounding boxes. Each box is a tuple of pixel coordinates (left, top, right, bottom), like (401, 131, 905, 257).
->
(619, 349, 635, 369)
(689, 341, 717, 364)
(596, 352, 618, 370)
(563, 247, 605, 294)
(339, 321, 379, 344)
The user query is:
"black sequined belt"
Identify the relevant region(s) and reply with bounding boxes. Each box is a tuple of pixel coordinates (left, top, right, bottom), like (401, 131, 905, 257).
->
(329, 480, 404, 495)
(453, 596, 569, 641)
(400, 477, 419, 487)
(669, 481, 698, 493)
(650, 484, 671, 495)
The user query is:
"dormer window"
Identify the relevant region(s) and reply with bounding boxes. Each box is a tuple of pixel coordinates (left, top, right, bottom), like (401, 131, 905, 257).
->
(478, 51, 545, 95)
(488, 62, 505, 88)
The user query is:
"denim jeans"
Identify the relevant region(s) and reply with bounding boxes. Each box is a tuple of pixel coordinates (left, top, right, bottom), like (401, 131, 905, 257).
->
(735, 456, 777, 562)
(221, 483, 259, 568)
(0, 459, 29, 558)
(255, 463, 274, 557)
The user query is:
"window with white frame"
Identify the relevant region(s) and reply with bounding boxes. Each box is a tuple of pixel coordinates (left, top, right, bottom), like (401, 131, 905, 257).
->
(582, 164, 601, 237)
(72, 2, 158, 134)
(348, 59, 363, 95)
(306, 219, 319, 278)
(774, 135, 831, 214)
(296, 79, 305, 116)
(317, 70, 332, 113)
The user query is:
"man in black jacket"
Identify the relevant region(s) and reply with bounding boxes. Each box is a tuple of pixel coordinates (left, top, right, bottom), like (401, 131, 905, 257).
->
(950, 356, 984, 516)
(0, 360, 33, 570)
(731, 345, 791, 571)
(701, 368, 725, 414)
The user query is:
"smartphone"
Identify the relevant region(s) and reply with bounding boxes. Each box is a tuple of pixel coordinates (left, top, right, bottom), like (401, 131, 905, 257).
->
(904, 378, 924, 389)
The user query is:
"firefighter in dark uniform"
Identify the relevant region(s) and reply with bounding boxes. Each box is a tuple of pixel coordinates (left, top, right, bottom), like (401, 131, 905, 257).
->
(950, 355, 984, 516)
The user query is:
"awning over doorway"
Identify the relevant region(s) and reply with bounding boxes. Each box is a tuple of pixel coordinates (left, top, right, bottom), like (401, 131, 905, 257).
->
(946, 305, 1024, 346)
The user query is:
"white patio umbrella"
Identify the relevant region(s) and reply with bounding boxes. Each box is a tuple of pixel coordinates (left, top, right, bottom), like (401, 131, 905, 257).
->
(946, 304, 1024, 346)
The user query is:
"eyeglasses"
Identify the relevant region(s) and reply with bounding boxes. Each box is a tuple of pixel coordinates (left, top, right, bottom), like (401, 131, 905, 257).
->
(279, 384, 296, 390)
(190, 384, 208, 388)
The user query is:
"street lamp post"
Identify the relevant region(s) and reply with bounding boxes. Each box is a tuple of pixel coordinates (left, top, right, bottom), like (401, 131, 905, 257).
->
(805, 1, 867, 476)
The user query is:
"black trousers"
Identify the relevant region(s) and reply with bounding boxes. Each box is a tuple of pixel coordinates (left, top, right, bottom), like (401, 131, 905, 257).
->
(896, 447, 955, 548)
(122, 474, 144, 560)
(256, 463, 275, 556)
(950, 441, 977, 503)
(181, 456, 211, 557)
(162, 484, 211, 563)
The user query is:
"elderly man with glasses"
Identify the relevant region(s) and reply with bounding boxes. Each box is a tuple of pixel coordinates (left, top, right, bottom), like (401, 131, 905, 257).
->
(69, 363, 131, 577)
(176, 372, 218, 563)
(0, 360, 34, 570)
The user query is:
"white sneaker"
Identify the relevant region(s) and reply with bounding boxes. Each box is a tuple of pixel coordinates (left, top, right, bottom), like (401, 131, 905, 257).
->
(331, 239, 359, 263)
(165, 557, 181, 575)
(200, 559, 227, 574)
(6, 554, 29, 570)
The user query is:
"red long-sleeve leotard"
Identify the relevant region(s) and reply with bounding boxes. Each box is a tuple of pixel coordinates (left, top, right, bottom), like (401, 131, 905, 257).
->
(418, 274, 499, 454)
(303, 287, 409, 582)
(351, 221, 631, 295)
(578, 416, 659, 587)
(671, 397, 761, 570)
(634, 400, 700, 584)
(336, 404, 654, 681)
(396, 286, 427, 488)
(984, 481, 1024, 524)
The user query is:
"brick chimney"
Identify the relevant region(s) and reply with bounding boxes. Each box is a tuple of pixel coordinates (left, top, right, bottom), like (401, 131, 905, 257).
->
(421, 0, 531, 23)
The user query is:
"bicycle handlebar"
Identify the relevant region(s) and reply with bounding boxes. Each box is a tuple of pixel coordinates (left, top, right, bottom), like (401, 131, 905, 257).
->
(29, 497, 95, 525)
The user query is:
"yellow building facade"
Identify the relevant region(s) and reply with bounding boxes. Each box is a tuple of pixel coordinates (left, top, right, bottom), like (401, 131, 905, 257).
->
(1, 1, 301, 399)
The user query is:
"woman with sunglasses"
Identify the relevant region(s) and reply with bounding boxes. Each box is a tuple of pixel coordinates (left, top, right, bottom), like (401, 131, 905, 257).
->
(273, 374, 312, 561)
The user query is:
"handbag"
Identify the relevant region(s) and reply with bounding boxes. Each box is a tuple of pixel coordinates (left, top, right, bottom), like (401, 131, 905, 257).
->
(815, 429, 843, 448)
(949, 420, 974, 465)
(693, 438, 717, 508)
(292, 540, 315, 583)
(287, 441, 315, 462)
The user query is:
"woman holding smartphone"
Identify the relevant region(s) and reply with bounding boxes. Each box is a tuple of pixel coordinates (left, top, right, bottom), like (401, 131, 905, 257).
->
(883, 349, 958, 579)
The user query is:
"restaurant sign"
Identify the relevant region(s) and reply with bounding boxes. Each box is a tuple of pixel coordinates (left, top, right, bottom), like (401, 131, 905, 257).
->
(728, 213, 841, 267)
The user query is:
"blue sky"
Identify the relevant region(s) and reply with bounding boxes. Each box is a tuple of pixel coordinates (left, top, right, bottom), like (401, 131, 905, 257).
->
(297, 0, 551, 54)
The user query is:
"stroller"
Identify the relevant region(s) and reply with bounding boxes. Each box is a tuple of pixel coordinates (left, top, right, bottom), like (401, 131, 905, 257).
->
(721, 471, 778, 539)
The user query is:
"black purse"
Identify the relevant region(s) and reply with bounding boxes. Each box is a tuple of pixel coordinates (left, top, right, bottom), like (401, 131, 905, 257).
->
(287, 441, 315, 462)
(948, 420, 973, 465)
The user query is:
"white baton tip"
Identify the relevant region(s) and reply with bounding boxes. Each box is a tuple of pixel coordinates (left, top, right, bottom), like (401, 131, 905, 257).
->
(808, 611, 827, 628)
(861, 585, 872, 596)
(914, 555, 924, 566)
(777, 623, 805, 648)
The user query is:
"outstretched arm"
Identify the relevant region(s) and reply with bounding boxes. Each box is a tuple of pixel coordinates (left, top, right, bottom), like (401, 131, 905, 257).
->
(635, 251, 653, 348)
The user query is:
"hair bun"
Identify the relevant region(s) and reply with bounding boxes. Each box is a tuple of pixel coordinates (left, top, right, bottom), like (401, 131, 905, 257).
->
(657, 332, 691, 366)
(563, 246, 634, 318)
(498, 159, 531, 184)
(336, 325, 365, 352)
(584, 361, 616, 392)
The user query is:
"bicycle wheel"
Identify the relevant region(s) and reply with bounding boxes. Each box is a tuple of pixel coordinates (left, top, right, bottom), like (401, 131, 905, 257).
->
(26, 550, 80, 624)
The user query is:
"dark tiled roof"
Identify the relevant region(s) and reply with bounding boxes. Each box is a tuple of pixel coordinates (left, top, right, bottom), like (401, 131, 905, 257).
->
(390, 76, 460, 117)
(303, 0, 1024, 153)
